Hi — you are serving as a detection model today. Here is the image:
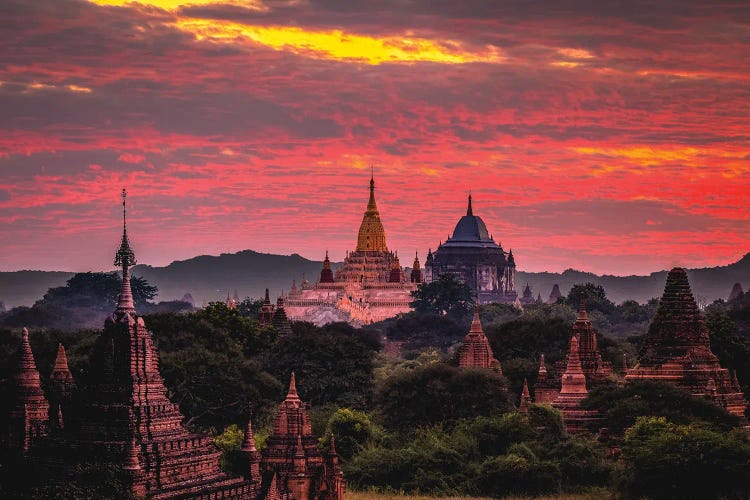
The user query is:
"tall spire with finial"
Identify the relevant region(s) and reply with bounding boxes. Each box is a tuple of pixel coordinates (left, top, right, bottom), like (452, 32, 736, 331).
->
(357, 170, 388, 252)
(467, 193, 473, 216)
(114, 189, 137, 316)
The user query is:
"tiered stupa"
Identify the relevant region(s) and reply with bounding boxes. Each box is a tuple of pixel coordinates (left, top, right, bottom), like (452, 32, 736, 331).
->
(626, 268, 747, 417)
(48, 343, 75, 430)
(534, 354, 558, 403)
(273, 295, 293, 336)
(552, 335, 600, 433)
(258, 288, 276, 325)
(285, 175, 417, 326)
(518, 378, 532, 414)
(2, 328, 50, 453)
(262, 373, 345, 500)
(548, 284, 563, 304)
(728, 282, 744, 302)
(520, 284, 535, 305)
(320, 252, 334, 283)
(457, 307, 501, 372)
(32, 190, 260, 498)
(563, 302, 612, 384)
(410, 252, 423, 283)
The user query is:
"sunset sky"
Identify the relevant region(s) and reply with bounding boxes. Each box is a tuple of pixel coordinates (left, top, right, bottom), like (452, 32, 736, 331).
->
(1, 0, 749, 275)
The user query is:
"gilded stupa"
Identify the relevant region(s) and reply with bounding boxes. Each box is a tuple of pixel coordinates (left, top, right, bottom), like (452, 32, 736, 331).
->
(285, 175, 419, 326)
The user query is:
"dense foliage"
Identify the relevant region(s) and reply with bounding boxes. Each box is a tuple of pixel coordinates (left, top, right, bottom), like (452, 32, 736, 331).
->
(410, 273, 474, 317)
(619, 417, 750, 499)
(4, 276, 750, 498)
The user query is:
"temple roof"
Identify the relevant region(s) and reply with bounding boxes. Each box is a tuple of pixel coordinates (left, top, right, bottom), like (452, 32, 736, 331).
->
(356, 175, 388, 253)
(441, 195, 503, 250)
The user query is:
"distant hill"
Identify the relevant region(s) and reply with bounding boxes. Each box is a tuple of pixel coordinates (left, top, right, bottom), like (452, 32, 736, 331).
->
(518, 253, 750, 305)
(1, 250, 749, 308)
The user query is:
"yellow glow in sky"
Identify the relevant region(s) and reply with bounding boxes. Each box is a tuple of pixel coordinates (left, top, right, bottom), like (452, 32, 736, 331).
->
(88, 0, 267, 10)
(172, 19, 503, 65)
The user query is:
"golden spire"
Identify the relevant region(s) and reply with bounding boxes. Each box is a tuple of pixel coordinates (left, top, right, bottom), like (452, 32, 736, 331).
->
(356, 172, 388, 252)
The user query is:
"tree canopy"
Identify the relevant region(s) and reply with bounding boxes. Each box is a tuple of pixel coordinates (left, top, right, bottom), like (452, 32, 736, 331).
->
(410, 274, 474, 317)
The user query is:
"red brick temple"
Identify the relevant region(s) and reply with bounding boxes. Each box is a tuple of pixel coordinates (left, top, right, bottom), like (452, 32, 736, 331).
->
(626, 267, 747, 417)
(558, 302, 612, 384)
(261, 373, 345, 500)
(1, 327, 50, 453)
(535, 302, 613, 407)
(534, 354, 558, 404)
(551, 335, 600, 434)
(457, 306, 501, 372)
(1, 190, 344, 499)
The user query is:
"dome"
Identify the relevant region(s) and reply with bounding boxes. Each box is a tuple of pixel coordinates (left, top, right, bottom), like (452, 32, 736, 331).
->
(451, 215, 492, 242)
(442, 195, 500, 249)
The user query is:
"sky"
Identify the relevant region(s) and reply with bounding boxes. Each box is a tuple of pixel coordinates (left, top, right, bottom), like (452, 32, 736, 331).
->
(1, 0, 749, 276)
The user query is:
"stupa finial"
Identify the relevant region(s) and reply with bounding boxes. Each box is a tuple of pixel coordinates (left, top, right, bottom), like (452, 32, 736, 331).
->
(114, 189, 137, 316)
(467, 193, 473, 216)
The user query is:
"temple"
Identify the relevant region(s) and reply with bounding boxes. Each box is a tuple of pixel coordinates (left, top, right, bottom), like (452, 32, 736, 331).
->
(729, 282, 744, 302)
(260, 373, 345, 500)
(551, 335, 600, 434)
(424, 195, 517, 304)
(626, 268, 747, 417)
(457, 306, 501, 372)
(548, 284, 563, 304)
(1, 327, 50, 454)
(563, 302, 612, 383)
(1, 190, 344, 499)
(285, 176, 418, 326)
(535, 301, 613, 407)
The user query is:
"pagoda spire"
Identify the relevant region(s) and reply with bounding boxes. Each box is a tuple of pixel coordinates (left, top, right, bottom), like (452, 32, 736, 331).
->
(114, 188, 137, 317)
(538, 353, 547, 376)
(519, 378, 531, 414)
(286, 372, 301, 402)
(241, 408, 262, 481)
(51, 343, 73, 383)
(577, 300, 588, 320)
(469, 304, 483, 335)
(467, 193, 473, 216)
(560, 335, 587, 394)
(17, 328, 42, 390)
(367, 170, 378, 213)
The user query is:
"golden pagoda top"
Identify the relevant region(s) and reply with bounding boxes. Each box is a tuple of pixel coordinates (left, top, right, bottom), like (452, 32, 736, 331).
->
(356, 174, 388, 252)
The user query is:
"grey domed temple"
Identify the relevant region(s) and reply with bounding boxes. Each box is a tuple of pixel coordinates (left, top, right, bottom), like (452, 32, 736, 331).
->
(424, 195, 517, 304)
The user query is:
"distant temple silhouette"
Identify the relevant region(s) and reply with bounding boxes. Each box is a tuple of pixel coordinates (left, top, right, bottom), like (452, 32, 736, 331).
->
(285, 175, 419, 326)
(424, 195, 519, 304)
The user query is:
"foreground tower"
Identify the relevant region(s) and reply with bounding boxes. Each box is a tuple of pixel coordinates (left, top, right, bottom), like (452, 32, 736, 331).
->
(569, 302, 612, 384)
(36, 190, 258, 498)
(626, 268, 747, 417)
(552, 335, 600, 433)
(262, 373, 345, 500)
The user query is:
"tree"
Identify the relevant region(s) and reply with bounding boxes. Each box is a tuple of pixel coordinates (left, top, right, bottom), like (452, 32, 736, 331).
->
(475, 452, 561, 498)
(322, 408, 376, 461)
(620, 417, 750, 500)
(266, 322, 382, 409)
(582, 380, 740, 436)
(374, 363, 513, 431)
(42, 272, 157, 310)
(705, 305, 750, 402)
(565, 283, 615, 314)
(410, 274, 474, 317)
